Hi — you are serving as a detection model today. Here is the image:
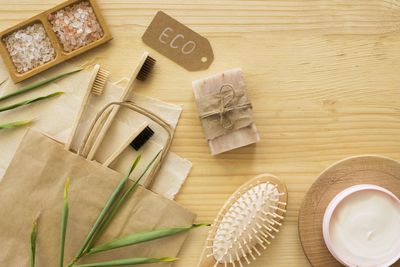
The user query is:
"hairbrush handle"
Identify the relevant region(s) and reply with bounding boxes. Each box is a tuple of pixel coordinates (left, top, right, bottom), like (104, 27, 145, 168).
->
(85, 52, 149, 160)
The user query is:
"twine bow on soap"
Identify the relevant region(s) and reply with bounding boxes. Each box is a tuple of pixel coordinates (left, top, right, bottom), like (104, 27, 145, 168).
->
(200, 84, 252, 129)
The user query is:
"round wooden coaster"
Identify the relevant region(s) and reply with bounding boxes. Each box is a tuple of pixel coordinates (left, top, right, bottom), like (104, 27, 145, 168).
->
(298, 155, 400, 267)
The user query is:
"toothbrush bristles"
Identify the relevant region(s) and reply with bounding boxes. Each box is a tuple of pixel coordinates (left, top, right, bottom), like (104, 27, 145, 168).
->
(136, 56, 156, 81)
(92, 68, 109, 95)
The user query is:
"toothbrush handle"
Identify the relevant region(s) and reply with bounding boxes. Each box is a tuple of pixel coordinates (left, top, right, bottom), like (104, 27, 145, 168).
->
(65, 65, 100, 151)
(86, 52, 149, 160)
(102, 122, 148, 167)
(86, 105, 120, 160)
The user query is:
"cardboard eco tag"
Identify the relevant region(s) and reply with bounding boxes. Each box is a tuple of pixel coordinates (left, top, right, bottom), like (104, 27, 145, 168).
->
(142, 11, 214, 71)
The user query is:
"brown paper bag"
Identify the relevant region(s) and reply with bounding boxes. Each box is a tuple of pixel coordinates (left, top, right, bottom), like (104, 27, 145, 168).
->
(0, 61, 191, 200)
(0, 128, 195, 266)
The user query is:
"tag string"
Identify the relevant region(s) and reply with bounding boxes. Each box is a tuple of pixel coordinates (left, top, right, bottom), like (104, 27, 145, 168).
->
(200, 84, 252, 129)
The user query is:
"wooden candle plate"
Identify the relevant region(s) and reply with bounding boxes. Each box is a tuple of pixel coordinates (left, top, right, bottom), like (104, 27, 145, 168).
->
(298, 155, 400, 267)
(0, 0, 112, 83)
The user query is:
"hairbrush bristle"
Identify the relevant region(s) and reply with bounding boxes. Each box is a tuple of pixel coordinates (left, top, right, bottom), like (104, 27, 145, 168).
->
(136, 56, 156, 81)
(205, 177, 287, 267)
(92, 68, 109, 95)
(130, 126, 154, 150)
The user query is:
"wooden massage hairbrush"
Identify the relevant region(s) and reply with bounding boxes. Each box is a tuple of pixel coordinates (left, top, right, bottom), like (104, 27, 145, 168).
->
(198, 174, 288, 267)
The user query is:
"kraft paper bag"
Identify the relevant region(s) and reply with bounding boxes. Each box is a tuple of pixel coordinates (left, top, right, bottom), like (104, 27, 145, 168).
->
(0, 61, 191, 200)
(0, 129, 195, 266)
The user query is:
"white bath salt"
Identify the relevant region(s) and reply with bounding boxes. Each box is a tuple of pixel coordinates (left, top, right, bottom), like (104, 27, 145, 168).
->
(3, 23, 56, 73)
(48, 1, 104, 52)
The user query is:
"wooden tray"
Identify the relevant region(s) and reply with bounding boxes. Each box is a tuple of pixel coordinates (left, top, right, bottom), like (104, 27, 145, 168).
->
(298, 155, 400, 267)
(0, 0, 112, 83)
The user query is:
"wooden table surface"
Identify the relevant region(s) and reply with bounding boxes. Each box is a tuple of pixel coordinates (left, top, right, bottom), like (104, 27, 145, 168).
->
(2, 1, 400, 266)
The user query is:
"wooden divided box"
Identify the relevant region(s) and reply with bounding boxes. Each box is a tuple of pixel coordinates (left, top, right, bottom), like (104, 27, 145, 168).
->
(0, 0, 112, 83)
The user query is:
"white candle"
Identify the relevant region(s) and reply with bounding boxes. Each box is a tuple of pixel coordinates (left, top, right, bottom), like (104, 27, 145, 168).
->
(323, 185, 400, 267)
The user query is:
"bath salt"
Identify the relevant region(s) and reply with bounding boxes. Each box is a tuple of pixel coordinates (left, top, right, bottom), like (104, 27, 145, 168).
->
(2, 23, 56, 73)
(48, 1, 104, 52)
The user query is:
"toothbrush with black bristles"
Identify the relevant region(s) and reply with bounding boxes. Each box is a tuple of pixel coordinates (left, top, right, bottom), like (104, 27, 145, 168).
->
(130, 125, 154, 150)
(102, 122, 154, 167)
(85, 52, 156, 161)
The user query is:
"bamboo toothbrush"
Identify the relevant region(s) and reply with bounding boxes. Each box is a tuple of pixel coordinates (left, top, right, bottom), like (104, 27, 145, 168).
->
(130, 125, 154, 151)
(65, 64, 109, 151)
(198, 174, 288, 267)
(102, 122, 154, 167)
(86, 52, 156, 160)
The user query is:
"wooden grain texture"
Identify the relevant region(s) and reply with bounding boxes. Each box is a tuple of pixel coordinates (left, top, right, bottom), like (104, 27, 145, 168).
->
(2, 0, 400, 266)
(299, 155, 400, 267)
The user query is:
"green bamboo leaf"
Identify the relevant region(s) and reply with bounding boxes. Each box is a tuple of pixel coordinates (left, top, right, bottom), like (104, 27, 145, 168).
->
(30, 213, 40, 267)
(0, 91, 64, 113)
(0, 120, 32, 130)
(60, 177, 70, 267)
(73, 155, 142, 261)
(89, 224, 209, 254)
(0, 69, 81, 102)
(72, 257, 177, 267)
(92, 150, 162, 242)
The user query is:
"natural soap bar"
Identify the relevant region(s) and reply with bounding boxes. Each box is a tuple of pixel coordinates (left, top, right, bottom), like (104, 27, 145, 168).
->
(192, 68, 260, 155)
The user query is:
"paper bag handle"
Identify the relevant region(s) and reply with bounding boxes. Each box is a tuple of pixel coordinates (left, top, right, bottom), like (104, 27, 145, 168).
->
(78, 101, 174, 189)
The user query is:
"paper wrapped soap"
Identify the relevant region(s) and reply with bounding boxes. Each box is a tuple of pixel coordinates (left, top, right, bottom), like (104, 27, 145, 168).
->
(192, 68, 260, 155)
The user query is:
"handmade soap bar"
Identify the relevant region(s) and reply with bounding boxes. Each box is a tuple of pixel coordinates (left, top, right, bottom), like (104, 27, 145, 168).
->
(192, 68, 259, 155)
